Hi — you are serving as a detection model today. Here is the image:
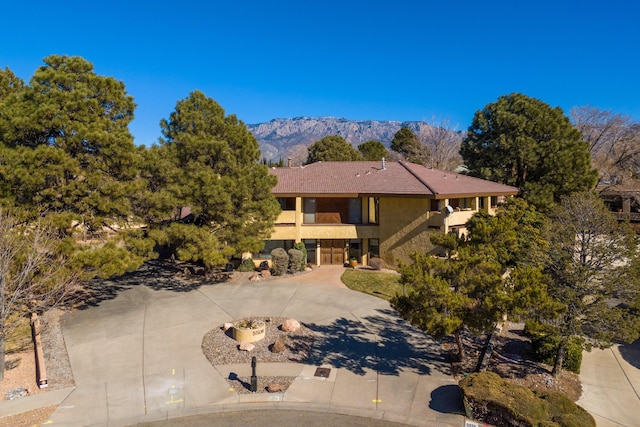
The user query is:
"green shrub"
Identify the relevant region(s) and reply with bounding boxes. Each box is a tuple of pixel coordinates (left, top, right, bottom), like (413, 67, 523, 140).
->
(293, 242, 307, 268)
(271, 248, 288, 276)
(287, 248, 304, 273)
(524, 321, 583, 374)
(459, 372, 595, 427)
(538, 391, 595, 427)
(237, 258, 256, 272)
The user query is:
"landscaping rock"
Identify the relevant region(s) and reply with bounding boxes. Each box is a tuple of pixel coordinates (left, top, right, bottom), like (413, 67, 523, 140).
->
(239, 342, 255, 352)
(260, 269, 271, 278)
(6, 387, 29, 400)
(266, 383, 284, 393)
(271, 339, 286, 353)
(223, 322, 233, 331)
(281, 318, 300, 332)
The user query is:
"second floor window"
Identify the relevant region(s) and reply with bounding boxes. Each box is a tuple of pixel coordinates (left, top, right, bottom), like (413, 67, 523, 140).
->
(303, 197, 367, 224)
(304, 198, 316, 223)
(277, 197, 296, 210)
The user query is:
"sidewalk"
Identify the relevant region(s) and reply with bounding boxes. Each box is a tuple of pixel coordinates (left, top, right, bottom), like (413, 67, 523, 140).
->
(1, 265, 464, 426)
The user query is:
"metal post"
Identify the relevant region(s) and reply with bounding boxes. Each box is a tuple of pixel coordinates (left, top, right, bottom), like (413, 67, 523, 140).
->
(250, 356, 257, 392)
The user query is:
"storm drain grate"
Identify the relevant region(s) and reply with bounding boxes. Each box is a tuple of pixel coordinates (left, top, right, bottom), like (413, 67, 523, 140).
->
(314, 367, 331, 378)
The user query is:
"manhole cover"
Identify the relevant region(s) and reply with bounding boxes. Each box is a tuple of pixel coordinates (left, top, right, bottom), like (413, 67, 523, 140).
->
(314, 367, 331, 378)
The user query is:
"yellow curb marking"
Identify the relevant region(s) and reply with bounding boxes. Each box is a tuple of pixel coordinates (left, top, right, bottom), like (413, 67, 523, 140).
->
(372, 399, 382, 403)
(166, 395, 184, 404)
(166, 370, 183, 404)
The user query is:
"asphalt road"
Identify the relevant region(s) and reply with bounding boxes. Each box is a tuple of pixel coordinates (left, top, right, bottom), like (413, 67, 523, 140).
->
(137, 409, 412, 427)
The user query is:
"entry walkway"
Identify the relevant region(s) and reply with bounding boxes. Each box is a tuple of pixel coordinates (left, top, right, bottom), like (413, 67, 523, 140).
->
(24, 265, 464, 426)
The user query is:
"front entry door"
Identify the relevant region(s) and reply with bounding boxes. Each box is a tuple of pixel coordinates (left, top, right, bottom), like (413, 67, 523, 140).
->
(320, 239, 345, 265)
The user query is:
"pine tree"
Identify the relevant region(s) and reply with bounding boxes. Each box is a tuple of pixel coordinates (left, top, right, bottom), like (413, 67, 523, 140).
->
(460, 93, 598, 210)
(141, 91, 280, 273)
(390, 126, 429, 165)
(544, 191, 640, 375)
(358, 140, 388, 161)
(0, 56, 145, 277)
(305, 135, 362, 164)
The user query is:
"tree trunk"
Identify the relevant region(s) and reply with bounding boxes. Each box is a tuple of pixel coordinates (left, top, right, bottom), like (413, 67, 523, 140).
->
(455, 330, 465, 362)
(552, 338, 567, 377)
(0, 334, 5, 381)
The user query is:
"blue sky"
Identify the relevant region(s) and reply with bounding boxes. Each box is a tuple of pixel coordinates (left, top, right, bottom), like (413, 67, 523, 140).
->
(3, 0, 639, 146)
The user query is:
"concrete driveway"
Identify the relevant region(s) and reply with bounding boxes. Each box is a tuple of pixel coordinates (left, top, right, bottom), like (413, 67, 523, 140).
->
(578, 339, 640, 427)
(46, 264, 464, 427)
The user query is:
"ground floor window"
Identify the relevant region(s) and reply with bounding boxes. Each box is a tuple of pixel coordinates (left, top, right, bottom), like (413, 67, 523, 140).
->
(304, 239, 317, 265)
(348, 239, 361, 262)
(369, 238, 380, 258)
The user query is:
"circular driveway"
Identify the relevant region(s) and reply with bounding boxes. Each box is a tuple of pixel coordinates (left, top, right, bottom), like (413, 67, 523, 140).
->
(47, 264, 464, 427)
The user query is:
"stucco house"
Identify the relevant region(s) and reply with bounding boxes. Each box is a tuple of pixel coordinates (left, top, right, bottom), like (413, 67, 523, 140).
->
(256, 160, 519, 267)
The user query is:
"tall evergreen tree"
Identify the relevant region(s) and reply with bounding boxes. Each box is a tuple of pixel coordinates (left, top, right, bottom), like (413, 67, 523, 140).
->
(393, 199, 560, 363)
(142, 91, 280, 272)
(543, 191, 640, 375)
(460, 93, 598, 210)
(0, 56, 145, 277)
(390, 126, 428, 165)
(305, 135, 362, 164)
(357, 140, 388, 161)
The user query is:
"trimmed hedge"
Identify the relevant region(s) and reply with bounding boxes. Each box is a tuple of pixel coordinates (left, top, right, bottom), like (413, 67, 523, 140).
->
(524, 322, 583, 374)
(459, 372, 595, 427)
(270, 247, 288, 276)
(287, 248, 304, 273)
(293, 242, 307, 269)
(237, 258, 256, 272)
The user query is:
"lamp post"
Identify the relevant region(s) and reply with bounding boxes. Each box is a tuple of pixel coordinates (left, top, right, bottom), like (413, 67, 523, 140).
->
(250, 356, 257, 392)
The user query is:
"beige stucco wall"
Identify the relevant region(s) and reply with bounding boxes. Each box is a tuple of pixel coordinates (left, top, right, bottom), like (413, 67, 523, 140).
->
(377, 197, 438, 267)
(267, 194, 506, 268)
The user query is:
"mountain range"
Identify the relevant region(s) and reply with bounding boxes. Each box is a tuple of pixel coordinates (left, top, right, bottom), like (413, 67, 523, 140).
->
(247, 117, 443, 164)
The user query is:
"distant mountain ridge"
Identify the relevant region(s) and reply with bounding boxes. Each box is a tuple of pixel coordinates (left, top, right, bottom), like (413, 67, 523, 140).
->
(247, 117, 439, 163)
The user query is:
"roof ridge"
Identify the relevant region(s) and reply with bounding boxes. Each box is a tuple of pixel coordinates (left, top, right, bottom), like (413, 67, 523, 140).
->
(399, 161, 438, 195)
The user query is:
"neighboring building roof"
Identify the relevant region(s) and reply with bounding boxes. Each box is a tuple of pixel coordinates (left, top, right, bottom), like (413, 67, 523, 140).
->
(269, 161, 519, 199)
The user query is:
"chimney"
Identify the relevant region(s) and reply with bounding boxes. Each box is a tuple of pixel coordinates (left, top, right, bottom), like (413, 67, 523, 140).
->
(287, 158, 292, 167)
(381, 157, 386, 170)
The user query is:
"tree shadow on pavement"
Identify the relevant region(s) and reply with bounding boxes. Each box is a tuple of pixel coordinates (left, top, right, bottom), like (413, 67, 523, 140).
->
(618, 338, 640, 370)
(305, 308, 450, 376)
(429, 384, 464, 414)
(70, 260, 232, 309)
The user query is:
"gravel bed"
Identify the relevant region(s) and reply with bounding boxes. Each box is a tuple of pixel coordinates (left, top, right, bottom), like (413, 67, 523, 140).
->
(40, 308, 75, 390)
(202, 317, 315, 394)
(0, 308, 74, 405)
(226, 375, 297, 394)
(201, 317, 315, 365)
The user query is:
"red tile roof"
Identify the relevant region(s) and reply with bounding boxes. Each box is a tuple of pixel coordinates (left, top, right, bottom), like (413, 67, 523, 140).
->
(270, 161, 519, 199)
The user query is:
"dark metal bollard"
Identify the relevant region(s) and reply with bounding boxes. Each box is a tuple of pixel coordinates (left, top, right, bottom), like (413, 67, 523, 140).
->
(250, 356, 257, 392)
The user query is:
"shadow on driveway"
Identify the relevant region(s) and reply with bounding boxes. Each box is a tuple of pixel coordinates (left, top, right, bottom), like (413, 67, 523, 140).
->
(306, 308, 450, 376)
(429, 384, 465, 415)
(618, 338, 640, 370)
(69, 260, 231, 309)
